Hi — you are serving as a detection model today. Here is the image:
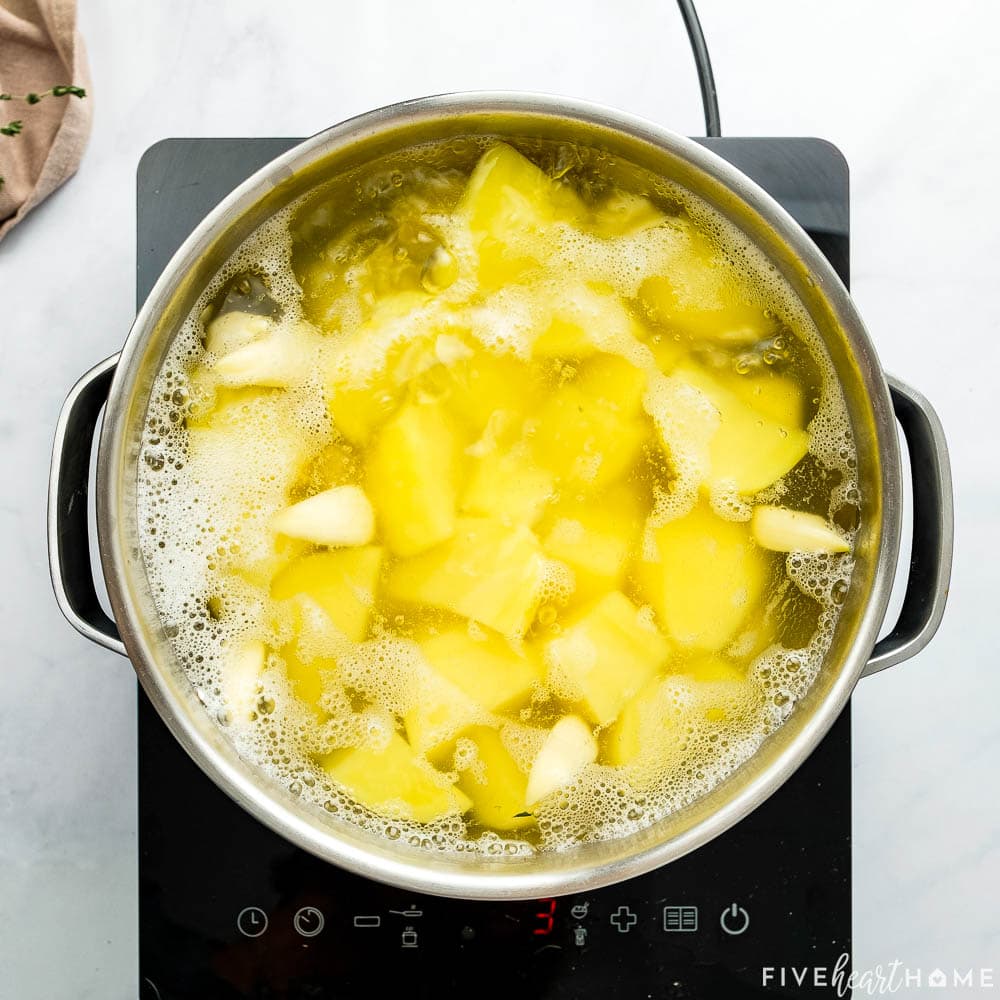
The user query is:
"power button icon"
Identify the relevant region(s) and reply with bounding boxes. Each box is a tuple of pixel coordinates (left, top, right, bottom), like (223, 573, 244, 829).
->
(719, 902, 750, 936)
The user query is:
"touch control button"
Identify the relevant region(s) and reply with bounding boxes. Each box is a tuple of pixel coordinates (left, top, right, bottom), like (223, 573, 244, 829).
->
(293, 906, 325, 938)
(236, 906, 269, 938)
(719, 902, 750, 936)
(610, 906, 638, 933)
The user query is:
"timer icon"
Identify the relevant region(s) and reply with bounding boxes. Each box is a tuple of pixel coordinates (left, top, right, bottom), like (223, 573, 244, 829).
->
(293, 906, 325, 938)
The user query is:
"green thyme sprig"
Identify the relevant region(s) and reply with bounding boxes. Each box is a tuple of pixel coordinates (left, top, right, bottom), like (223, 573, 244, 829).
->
(0, 85, 87, 193)
(0, 84, 87, 104)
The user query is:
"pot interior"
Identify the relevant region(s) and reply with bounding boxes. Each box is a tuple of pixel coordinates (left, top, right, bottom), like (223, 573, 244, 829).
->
(101, 96, 896, 897)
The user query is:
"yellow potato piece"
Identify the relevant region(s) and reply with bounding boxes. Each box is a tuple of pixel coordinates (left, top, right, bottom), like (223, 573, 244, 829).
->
(403, 674, 481, 762)
(270, 546, 384, 642)
(719, 370, 806, 429)
(680, 656, 756, 723)
(325, 294, 436, 444)
(420, 629, 543, 712)
(545, 591, 670, 726)
(387, 517, 549, 638)
(638, 503, 770, 652)
(588, 191, 668, 237)
(575, 352, 649, 412)
(204, 311, 272, 356)
(404, 630, 542, 761)
(531, 357, 650, 489)
(462, 442, 554, 526)
(280, 642, 336, 719)
(455, 726, 534, 831)
(365, 399, 459, 556)
(328, 379, 400, 447)
(676, 364, 810, 494)
(542, 486, 642, 597)
(638, 227, 772, 345)
(459, 143, 587, 290)
(531, 285, 639, 360)
(604, 677, 683, 770)
(445, 350, 542, 438)
(213, 329, 306, 388)
(459, 142, 586, 240)
(321, 731, 471, 823)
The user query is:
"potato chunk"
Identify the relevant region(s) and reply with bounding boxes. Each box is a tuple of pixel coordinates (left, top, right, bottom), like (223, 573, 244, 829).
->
(589, 191, 669, 237)
(387, 518, 549, 637)
(675, 364, 810, 494)
(751, 505, 850, 553)
(545, 591, 670, 725)
(321, 731, 471, 823)
(328, 379, 400, 447)
(681, 656, 757, 723)
(270, 547, 384, 642)
(280, 642, 336, 720)
(531, 284, 639, 359)
(204, 311, 271, 356)
(637, 227, 772, 345)
(404, 630, 541, 760)
(638, 504, 770, 652)
(459, 142, 586, 240)
(459, 143, 587, 289)
(455, 726, 534, 831)
(445, 350, 543, 438)
(420, 629, 542, 712)
(366, 399, 459, 556)
(604, 677, 684, 774)
(462, 442, 554, 525)
(531, 359, 650, 489)
(542, 486, 642, 596)
(717, 370, 806, 428)
(403, 674, 481, 761)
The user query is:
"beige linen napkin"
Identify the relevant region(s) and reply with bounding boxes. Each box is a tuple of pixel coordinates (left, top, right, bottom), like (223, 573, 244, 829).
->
(0, 0, 92, 240)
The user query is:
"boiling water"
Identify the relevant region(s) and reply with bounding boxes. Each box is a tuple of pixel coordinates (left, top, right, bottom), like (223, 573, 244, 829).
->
(136, 136, 858, 853)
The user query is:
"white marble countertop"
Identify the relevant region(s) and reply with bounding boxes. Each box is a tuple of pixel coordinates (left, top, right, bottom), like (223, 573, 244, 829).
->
(2, 1, 997, 996)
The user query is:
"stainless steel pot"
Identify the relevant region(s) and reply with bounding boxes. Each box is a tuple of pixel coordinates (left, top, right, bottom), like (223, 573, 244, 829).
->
(48, 93, 953, 900)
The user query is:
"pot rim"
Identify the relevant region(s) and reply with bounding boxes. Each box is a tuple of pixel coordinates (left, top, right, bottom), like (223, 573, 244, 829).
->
(97, 91, 900, 899)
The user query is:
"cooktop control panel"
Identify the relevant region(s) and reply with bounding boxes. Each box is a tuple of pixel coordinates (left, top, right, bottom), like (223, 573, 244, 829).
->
(137, 136, 852, 1000)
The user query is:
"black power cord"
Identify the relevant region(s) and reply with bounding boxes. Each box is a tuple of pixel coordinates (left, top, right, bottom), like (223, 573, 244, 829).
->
(676, 0, 721, 137)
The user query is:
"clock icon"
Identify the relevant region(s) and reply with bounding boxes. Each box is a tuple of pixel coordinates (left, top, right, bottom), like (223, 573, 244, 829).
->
(236, 906, 269, 938)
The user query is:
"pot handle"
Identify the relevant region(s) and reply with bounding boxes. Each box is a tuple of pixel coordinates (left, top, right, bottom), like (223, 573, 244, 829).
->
(47, 354, 127, 657)
(862, 374, 953, 677)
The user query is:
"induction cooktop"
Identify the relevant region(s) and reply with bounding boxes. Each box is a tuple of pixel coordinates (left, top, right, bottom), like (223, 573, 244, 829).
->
(136, 136, 852, 1000)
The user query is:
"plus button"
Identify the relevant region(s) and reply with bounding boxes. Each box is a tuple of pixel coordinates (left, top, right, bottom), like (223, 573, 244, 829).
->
(609, 905, 638, 933)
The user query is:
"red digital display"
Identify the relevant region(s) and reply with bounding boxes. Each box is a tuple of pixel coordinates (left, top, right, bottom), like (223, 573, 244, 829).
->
(533, 898, 557, 936)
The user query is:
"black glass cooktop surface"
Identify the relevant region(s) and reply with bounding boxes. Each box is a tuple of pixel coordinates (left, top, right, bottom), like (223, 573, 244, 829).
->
(136, 136, 852, 1000)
